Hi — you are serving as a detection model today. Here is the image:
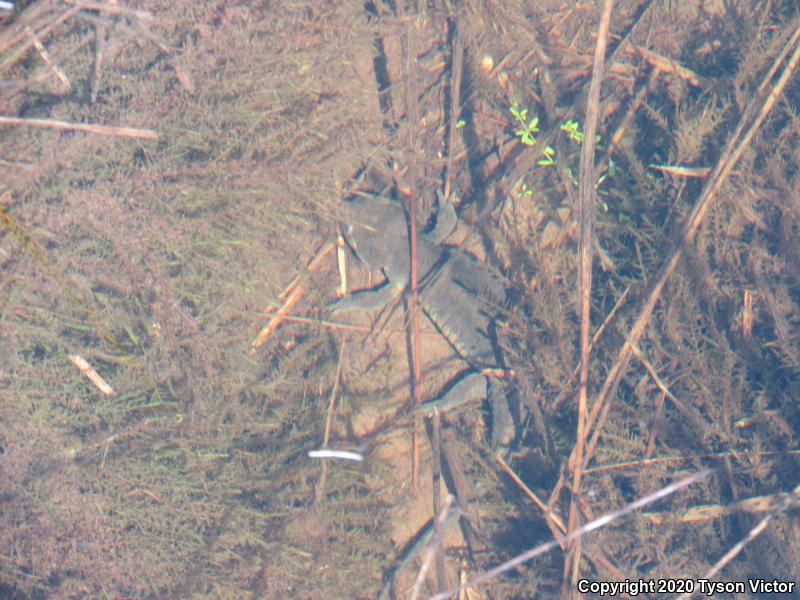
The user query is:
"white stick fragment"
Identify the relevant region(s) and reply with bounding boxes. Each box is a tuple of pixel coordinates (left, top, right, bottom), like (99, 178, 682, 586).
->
(308, 449, 364, 462)
(68, 354, 115, 396)
(336, 233, 348, 297)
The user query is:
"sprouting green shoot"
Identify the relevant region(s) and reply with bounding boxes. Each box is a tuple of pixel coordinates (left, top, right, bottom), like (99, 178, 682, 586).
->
(561, 119, 601, 145)
(510, 103, 539, 146)
(537, 146, 556, 166)
(560, 119, 584, 143)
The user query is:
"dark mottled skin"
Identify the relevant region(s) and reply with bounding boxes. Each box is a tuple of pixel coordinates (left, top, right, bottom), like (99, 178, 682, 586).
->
(330, 194, 514, 451)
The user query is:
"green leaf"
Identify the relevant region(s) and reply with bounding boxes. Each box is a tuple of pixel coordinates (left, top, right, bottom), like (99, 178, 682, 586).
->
(537, 145, 556, 166)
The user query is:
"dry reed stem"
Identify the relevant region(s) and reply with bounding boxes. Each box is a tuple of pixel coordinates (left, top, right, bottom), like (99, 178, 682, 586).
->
(598, 69, 659, 178)
(496, 0, 657, 187)
(643, 390, 665, 459)
(127, 18, 176, 56)
(440, 429, 486, 556)
(409, 494, 455, 600)
(626, 43, 707, 87)
(0, 205, 158, 396)
(631, 343, 721, 441)
(24, 24, 70, 92)
(250, 241, 334, 351)
(442, 21, 463, 202)
(429, 409, 445, 593)
(497, 454, 566, 537)
(583, 449, 800, 475)
(396, 0, 424, 492)
(0, 115, 158, 139)
(648, 164, 717, 177)
(90, 13, 108, 104)
(0, 30, 93, 103)
(0, 0, 59, 55)
(742, 289, 753, 340)
(643, 490, 796, 524)
(314, 339, 346, 506)
(62, 0, 154, 22)
(127, 488, 164, 504)
(68, 353, 115, 396)
(0, 6, 81, 77)
(336, 234, 347, 297)
(260, 314, 371, 334)
(565, 0, 615, 591)
(550, 286, 630, 414)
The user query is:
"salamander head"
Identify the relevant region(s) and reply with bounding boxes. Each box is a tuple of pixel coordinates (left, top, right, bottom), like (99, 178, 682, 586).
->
(342, 195, 408, 275)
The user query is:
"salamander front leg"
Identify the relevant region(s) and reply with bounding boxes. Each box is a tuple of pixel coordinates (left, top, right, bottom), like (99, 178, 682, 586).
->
(328, 282, 404, 314)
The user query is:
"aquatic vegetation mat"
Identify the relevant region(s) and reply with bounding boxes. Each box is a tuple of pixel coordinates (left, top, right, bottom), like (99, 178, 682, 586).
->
(0, 0, 798, 598)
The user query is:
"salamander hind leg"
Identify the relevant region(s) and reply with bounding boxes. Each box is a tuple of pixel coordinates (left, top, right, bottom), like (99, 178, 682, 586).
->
(488, 380, 514, 456)
(417, 371, 514, 455)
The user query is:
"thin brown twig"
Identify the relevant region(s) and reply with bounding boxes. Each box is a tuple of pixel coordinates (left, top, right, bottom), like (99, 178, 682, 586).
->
(0, 6, 81, 77)
(644, 390, 665, 459)
(430, 409, 446, 594)
(551, 285, 630, 414)
(314, 339, 346, 506)
(0, 31, 94, 105)
(497, 454, 566, 535)
(0, 115, 158, 139)
(68, 354, 114, 397)
(443, 19, 463, 202)
(631, 344, 722, 442)
(76, 9, 194, 95)
(128, 15, 176, 54)
(62, 0, 154, 21)
(624, 42, 707, 87)
(250, 241, 334, 351)
(440, 429, 485, 544)
(596, 69, 660, 182)
(257, 314, 371, 334)
(583, 449, 800, 475)
(0, 0, 59, 56)
(127, 488, 164, 504)
(24, 24, 70, 92)
(396, 0, 423, 491)
(409, 494, 455, 600)
(493, 0, 658, 191)
(497, 455, 627, 582)
(90, 9, 108, 104)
